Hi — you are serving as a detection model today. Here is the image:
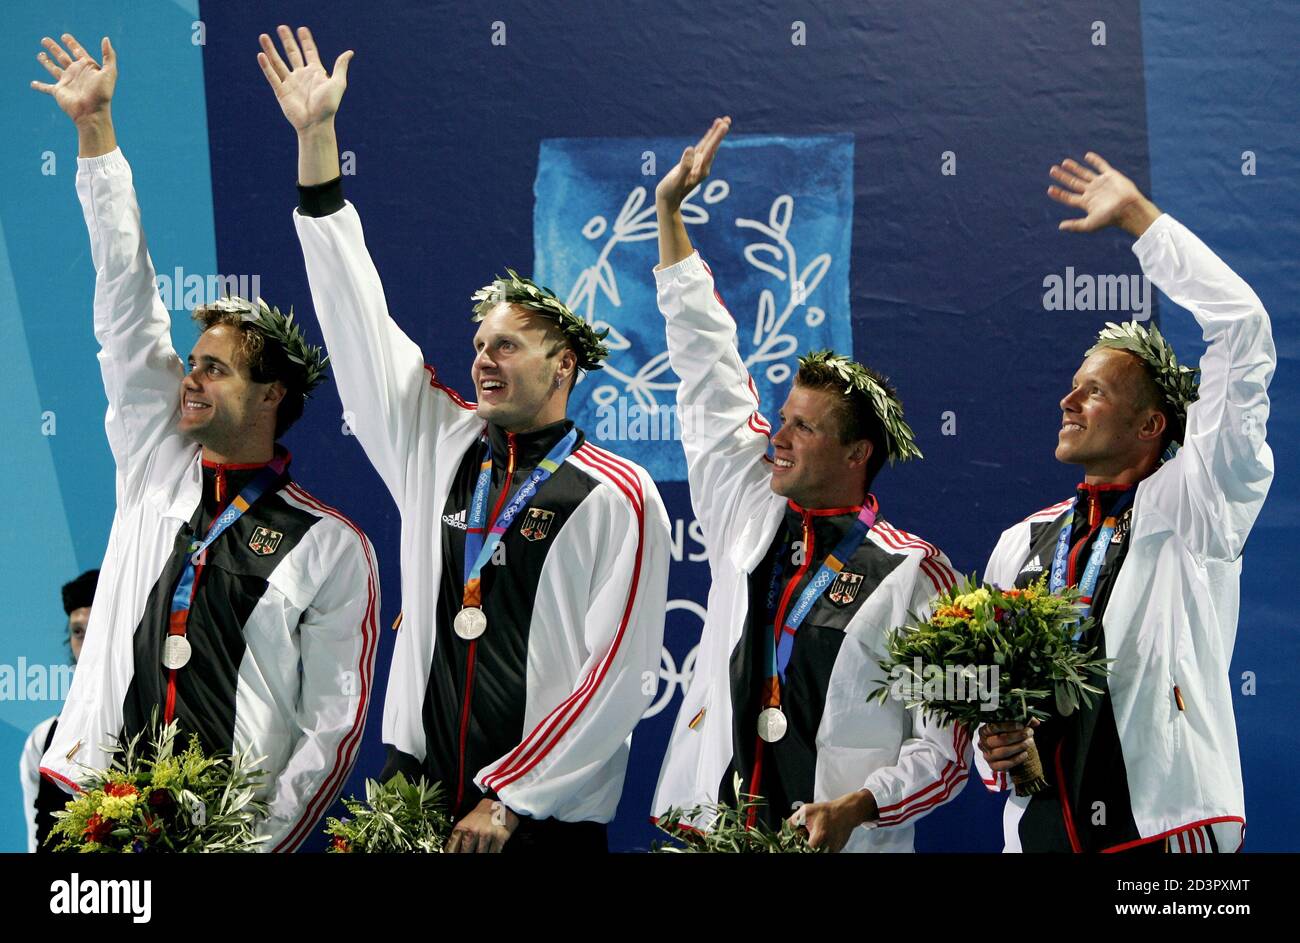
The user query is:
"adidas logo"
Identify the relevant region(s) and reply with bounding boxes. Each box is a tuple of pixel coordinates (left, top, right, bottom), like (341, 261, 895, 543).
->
(443, 509, 468, 530)
(1021, 560, 1044, 574)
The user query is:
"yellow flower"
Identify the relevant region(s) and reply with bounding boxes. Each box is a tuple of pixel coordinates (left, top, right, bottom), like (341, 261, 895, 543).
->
(952, 588, 992, 611)
(99, 793, 139, 822)
(152, 758, 180, 790)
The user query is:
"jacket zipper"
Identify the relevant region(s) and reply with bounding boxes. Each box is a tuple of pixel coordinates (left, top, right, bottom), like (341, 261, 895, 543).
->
(455, 432, 516, 813)
(747, 511, 813, 828)
(1058, 487, 1105, 848)
(1054, 740, 1084, 852)
(163, 553, 201, 726)
(165, 464, 230, 725)
(1066, 491, 1102, 585)
(165, 459, 275, 727)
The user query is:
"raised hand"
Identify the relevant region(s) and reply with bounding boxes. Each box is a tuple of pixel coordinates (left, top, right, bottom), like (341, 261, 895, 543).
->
(655, 117, 731, 214)
(1048, 152, 1161, 238)
(258, 25, 352, 133)
(31, 33, 117, 125)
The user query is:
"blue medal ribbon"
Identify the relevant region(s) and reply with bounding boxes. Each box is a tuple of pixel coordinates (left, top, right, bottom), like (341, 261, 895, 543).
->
(462, 428, 579, 608)
(1049, 490, 1135, 638)
(763, 501, 879, 692)
(168, 452, 290, 654)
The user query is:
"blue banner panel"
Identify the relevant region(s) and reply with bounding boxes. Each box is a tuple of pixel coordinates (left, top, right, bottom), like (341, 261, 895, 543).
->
(533, 134, 854, 480)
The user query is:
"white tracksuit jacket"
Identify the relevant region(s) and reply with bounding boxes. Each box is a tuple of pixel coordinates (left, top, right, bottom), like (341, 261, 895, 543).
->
(39, 150, 380, 852)
(649, 252, 971, 852)
(293, 200, 670, 824)
(976, 214, 1275, 852)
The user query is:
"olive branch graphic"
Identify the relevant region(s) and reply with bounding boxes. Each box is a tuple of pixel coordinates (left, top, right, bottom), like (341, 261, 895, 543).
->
(562, 179, 832, 412)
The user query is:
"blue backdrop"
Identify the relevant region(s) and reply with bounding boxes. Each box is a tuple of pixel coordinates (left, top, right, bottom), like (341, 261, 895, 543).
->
(1, 0, 1295, 852)
(533, 132, 855, 481)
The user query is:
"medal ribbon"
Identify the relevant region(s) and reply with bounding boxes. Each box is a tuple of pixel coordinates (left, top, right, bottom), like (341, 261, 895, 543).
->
(1049, 490, 1135, 637)
(462, 428, 579, 608)
(762, 501, 879, 707)
(167, 452, 290, 652)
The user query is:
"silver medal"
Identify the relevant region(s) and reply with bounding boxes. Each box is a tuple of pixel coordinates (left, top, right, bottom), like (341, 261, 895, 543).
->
(756, 707, 787, 743)
(454, 606, 488, 640)
(162, 634, 192, 670)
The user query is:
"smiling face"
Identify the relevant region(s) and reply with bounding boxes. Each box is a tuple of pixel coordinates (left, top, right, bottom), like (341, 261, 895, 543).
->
(179, 324, 284, 460)
(1056, 348, 1166, 481)
(471, 303, 576, 432)
(768, 383, 872, 509)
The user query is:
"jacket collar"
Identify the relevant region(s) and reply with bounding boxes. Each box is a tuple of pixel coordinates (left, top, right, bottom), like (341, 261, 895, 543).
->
(485, 419, 580, 470)
(202, 450, 288, 513)
(782, 494, 877, 539)
(1073, 480, 1136, 528)
(784, 493, 876, 518)
(733, 493, 879, 574)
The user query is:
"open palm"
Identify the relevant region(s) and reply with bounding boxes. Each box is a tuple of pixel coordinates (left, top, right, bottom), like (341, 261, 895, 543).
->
(1047, 153, 1144, 232)
(656, 117, 731, 212)
(258, 25, 352, 132)
(31, 33, 117, 123)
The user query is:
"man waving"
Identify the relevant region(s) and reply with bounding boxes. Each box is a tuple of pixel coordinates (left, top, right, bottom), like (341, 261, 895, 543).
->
(650, 118, 968, 852)
(29, 33, 378, 852)
(259, 25, 669, 853)
(976, 154, 1274, 853)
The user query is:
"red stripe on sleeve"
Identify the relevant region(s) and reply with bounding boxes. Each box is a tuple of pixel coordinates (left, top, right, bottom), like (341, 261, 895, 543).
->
(424, 365, 477, 410)
(39, 767, 85, 795)
(481, 447, 646, 791)
(271, 484, 379, 852)
(876, 725, 971, 826)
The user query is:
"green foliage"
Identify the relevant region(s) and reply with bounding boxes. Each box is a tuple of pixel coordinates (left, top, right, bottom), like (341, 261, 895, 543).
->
(869, 575, 1112, 728)
(48, 711, 269, 853)
(797, 349, 922, 463)
(471, 268, 610, 371)
(654, 775, 824, 854)
(324, 773, 451, 853)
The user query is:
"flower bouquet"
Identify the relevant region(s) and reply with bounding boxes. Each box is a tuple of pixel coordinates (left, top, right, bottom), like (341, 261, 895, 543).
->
(868, 575, 1111, 796)
(48, 717, 268, 852)
(653, 774, 824, 853)
(324, 773, 451, 853)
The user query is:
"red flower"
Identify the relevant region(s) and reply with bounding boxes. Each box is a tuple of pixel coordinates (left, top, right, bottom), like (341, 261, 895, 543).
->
(331, 836, 352, 853)
(83, 813, 112, 843)
(104, 781, 139, 798)
(148, 790, 173, 809)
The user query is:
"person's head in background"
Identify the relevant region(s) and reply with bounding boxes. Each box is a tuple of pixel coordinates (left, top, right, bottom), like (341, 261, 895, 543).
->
(61, 569, 98, 664)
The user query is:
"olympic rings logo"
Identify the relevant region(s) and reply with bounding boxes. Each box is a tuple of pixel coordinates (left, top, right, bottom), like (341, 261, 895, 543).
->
(642, 598, 705, 719)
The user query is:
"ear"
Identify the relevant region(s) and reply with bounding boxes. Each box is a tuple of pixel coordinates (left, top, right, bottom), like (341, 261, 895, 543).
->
(262, 380, 288, 411)
(1137, 408, 1167, 444)
(846, 438, 873, 469)
(555, 347, 578, 390)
